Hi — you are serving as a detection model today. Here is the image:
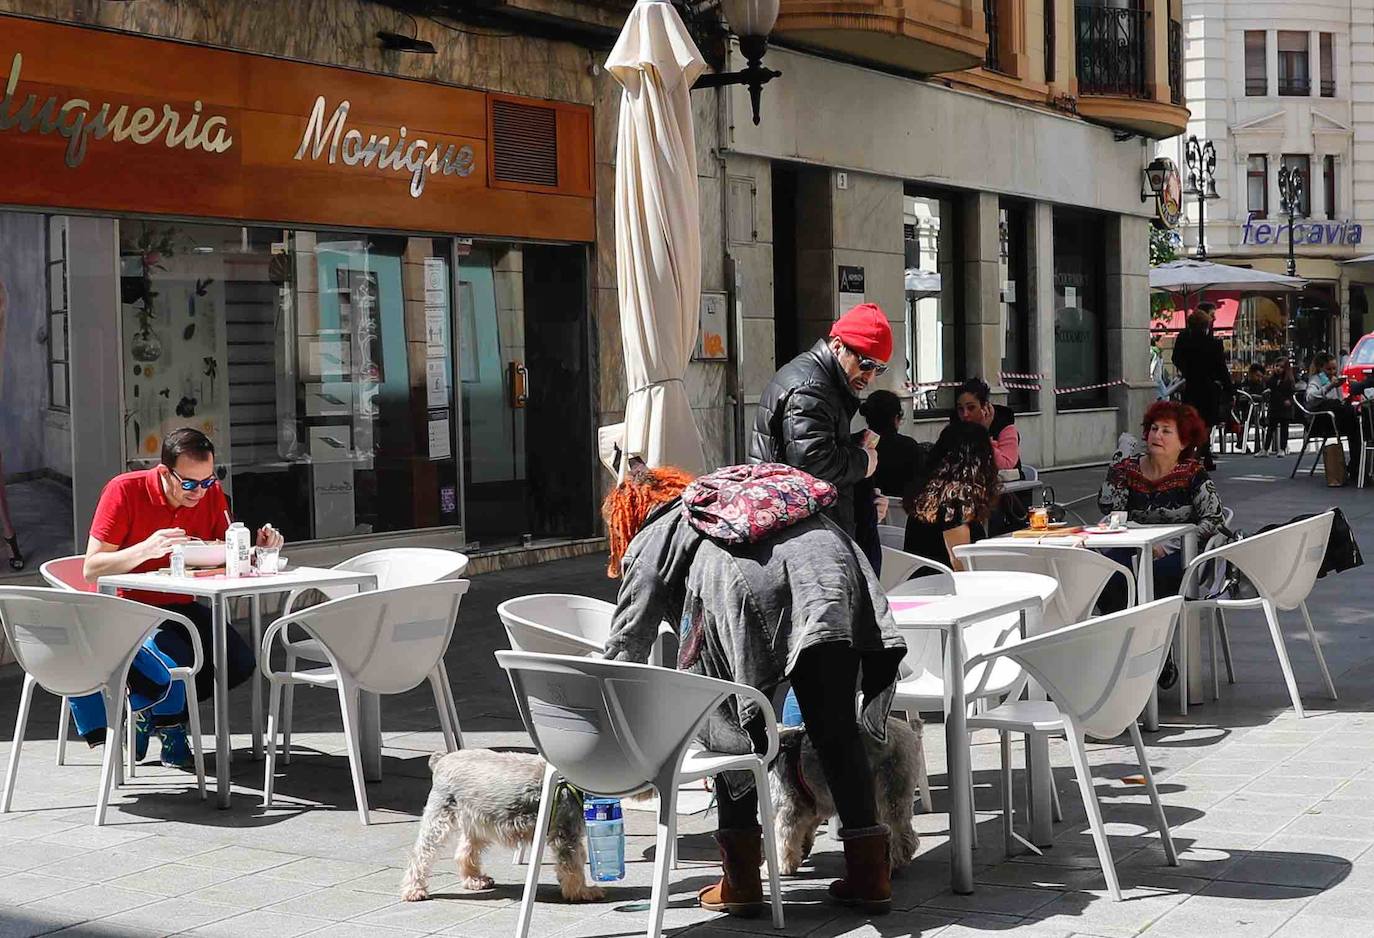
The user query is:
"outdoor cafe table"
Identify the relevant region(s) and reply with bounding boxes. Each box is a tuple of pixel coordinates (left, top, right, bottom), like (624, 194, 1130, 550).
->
(981, 523, 1200, 729)
(887, 570, 1055, 894)
(97, 566, 379, 809)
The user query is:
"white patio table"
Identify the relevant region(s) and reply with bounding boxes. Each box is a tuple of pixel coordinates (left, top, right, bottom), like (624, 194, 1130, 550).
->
(981, 522, 1200, 728)
(887, 570, 1054, 894)
(97, 565, 378, 809)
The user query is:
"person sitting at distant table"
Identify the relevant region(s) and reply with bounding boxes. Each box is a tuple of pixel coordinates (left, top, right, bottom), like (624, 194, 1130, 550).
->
(1304, 352, 1363, 483)
(902, 421, 1001, 571)
(953, 378, 1020, 477)
(859, 390, 926, 505)
(75, 427, 283, 767)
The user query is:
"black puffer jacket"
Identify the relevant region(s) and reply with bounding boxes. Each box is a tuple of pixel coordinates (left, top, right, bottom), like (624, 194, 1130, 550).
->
(749, 340, 868, 535)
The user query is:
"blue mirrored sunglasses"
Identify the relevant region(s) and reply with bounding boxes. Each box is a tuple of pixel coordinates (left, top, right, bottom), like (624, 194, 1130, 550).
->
(169, 468, 218, 491)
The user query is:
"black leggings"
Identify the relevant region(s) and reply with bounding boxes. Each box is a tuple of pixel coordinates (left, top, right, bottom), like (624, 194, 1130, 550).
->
(715, 644, 878, 832)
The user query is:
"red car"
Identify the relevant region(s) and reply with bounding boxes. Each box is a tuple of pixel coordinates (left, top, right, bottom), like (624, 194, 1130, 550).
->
(1344, 333, 1374, 393)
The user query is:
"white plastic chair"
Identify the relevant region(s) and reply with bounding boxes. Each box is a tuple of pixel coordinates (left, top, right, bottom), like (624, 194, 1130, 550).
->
(966, 597, 1185, 901)
(1179, 512, 1337, 718)
(879, 546, 957, 593)
(0, 587, 206, 824)
(877, 524, 907, 551)
(260, 579, 470, 824)
(496, 650, 785, 938)
(498, 594, 614, 657)
(276, 548, 469, 764)
(953, 543, 1135, 630)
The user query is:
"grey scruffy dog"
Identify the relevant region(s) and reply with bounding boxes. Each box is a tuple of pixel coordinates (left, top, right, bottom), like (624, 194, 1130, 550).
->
(769, 717, 924, 875)
(400, 749, 604, 903)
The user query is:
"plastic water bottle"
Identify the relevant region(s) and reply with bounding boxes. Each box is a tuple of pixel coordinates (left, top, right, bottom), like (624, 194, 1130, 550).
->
(168, 543, 186, 579)
(584, 797, 625, 882)
(781, 688, 803, 727)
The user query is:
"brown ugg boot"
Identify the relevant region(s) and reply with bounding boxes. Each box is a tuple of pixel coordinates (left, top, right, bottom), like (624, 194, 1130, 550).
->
(828, 825, 892, 914)
(698, 827, 766, 916)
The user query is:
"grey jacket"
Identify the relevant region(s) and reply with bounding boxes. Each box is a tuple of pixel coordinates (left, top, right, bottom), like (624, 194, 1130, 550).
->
(604, 501, 906, 796)
(749, 340, 868, 536)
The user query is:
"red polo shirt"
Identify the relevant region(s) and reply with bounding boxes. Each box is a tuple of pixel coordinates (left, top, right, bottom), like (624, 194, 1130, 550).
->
(89, 467, 230, 605)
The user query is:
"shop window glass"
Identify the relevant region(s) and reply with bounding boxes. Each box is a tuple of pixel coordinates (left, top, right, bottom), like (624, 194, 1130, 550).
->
(1320, 32, 1334, 96)
(1052, 209, 1107, 409)
(999, 202, 1033, 410)
(118, 222, 461, 543)
(457, 241, 593, 547)
(0, 211, 77, 576)
(903, 188, 963, 412)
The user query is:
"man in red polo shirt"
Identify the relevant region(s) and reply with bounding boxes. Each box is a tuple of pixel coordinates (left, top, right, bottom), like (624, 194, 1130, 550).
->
(75, 428, 283, 766)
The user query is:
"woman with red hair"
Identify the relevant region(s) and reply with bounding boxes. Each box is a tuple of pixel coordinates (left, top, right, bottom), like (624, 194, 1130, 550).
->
(1097, 402, 1226, 678)
(602, 463, 906, 917)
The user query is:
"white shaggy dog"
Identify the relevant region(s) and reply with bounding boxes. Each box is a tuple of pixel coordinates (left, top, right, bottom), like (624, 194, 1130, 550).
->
(769, 717, 924, 875)
(400, 749, 604, 903)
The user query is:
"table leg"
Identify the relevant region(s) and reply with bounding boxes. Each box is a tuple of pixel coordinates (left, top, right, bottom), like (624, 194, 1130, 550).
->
(360, 692, 382, 783)
(944, 624, 974, 894)
(1182, 534, 1204, 706)
(213, 597, 231, 809)
(1139, 551, 1160, 731)
(1021, 607, 1053, 848)
(250, 595, 263, 761)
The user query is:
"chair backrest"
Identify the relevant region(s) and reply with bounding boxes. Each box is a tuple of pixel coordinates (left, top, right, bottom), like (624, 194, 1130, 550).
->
(877, 524, 907, 551)
(0, 587, 168, 697)
(1021, 465, 1039, 483)
(496, 650, 752, 796)
(284, 580, 469, 694)
(953, 543, 1133, 629)
(498, 594, 615, 657)
(39, 556, 97, 593)
(335, 548, 470, 590)
(879, 546, 925, 591)
(997, 597, 1182, 740)
(1204, 512, 1334, 610)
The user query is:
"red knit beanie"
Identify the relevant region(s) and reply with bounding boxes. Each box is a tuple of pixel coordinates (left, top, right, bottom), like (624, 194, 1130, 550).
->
(830, 303, 893, 362)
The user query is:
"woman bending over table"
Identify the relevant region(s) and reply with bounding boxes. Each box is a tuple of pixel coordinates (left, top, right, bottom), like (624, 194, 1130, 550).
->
(603, 464, 906, 916)
(1097, 401, 1225, 626)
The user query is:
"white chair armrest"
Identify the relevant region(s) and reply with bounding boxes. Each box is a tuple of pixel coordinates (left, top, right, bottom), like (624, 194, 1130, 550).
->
(670, 669, 780, 766)
(160, 609, 205, 675)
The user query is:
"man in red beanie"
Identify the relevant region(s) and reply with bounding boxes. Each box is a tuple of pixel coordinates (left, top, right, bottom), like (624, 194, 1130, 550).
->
(749, 302, 893, 538)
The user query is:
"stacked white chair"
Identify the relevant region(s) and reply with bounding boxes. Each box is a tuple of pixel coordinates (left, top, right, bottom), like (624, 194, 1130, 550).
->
(878, 546, 956, 593)
(260, 579, 470, 824)
(274, 548, 469, 763)
(966, 597, 1185, 900)
(497, 650, 785, 938)
(1178, 511, 1338, 718)
(0, 587, 207, 824)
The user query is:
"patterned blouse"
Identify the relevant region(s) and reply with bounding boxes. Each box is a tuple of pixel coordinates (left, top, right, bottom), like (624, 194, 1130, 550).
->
(1097, 456, 1225, 543)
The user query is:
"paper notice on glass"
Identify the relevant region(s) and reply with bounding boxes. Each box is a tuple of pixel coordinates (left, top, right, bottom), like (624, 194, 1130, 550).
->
(425, 307, 446, 358)
(424, 257, 447, 291)
(428, 418, 452, 460)
(426, 358, 449, 407)
(1064, 286, 1078, 309)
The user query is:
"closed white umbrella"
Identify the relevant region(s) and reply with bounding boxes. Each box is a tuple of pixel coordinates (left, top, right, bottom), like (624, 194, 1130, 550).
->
(599, 0, 708, 478)
(1149, 259, 1306, 293)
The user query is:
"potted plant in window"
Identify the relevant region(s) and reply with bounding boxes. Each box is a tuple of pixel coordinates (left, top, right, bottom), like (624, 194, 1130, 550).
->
(122, 224, 179, 363)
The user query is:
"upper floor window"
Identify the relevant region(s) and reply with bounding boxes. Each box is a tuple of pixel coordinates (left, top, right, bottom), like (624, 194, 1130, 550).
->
(1044, 0, 1056, 83)
(1244, 31, 1267, 96)
(1278, 31, 1310, 96)
(1324, 155, 1337, 219)
(1320, 32, 1335, 96)
(1247, 155, 1268, 218)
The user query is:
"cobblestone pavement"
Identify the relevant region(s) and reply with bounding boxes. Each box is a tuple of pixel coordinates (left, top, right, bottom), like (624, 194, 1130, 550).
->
(1, 450, 1372, 937)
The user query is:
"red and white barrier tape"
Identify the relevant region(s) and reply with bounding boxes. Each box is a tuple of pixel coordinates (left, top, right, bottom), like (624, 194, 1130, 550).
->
(998, 371, 1049, 381)
(1052, 379, 1128, 395)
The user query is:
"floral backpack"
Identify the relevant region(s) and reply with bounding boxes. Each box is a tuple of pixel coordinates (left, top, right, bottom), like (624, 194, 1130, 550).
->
(680, 463, 837, 544)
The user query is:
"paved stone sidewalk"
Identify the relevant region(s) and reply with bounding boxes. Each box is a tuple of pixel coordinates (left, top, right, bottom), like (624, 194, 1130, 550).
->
(1, 452, 1372, 937)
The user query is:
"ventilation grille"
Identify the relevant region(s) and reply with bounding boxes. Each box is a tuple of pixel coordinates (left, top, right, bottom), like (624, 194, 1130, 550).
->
(491, 100, 559, 187)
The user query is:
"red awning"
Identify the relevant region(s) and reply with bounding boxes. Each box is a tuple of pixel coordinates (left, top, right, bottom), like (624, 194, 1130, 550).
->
(1152, 292, 1239, 333)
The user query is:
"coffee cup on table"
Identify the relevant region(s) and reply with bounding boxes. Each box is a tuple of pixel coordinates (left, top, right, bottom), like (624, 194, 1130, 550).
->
(1108, 511, 1128, 530)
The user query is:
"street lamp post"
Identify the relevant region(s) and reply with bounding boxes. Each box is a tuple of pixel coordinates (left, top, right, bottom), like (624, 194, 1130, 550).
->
(1278, 164, 1306, 361)
(1183, 135, 1219, 259)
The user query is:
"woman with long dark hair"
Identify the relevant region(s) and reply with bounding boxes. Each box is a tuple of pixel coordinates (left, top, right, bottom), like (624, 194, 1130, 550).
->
(901, 421, 1001, 569)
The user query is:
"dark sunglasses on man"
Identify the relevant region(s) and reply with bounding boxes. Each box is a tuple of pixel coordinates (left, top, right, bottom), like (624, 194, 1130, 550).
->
(846, 345, 889, 376)
(168, 467, 219, 491)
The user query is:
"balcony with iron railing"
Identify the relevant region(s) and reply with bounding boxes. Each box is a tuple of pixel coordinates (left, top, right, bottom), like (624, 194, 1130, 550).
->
(1072, 2, 1189, 137)
(771, 0, 988, 74)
